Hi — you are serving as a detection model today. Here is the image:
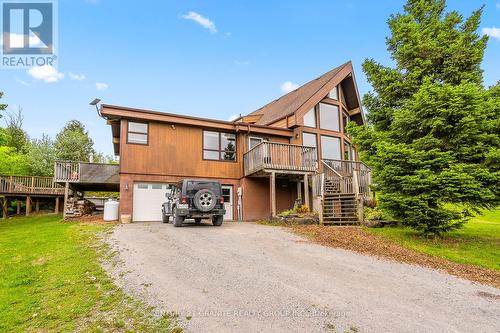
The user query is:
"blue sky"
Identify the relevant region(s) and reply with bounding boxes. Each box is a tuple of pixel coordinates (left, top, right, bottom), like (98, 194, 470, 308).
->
(1, 0, 499, 156)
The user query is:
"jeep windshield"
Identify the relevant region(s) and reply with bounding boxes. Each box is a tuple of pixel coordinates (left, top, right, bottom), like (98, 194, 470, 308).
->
(186, 181, 221, 196)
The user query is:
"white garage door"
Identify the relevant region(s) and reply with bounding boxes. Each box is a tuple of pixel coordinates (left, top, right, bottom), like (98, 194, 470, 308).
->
(133, 183, 170, 222)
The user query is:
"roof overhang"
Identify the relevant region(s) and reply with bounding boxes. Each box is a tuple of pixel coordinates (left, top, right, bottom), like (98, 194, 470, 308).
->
(101, 104, 293, 155)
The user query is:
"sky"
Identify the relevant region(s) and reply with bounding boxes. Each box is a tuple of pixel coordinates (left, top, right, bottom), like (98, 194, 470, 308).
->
(1, 0, 499, 156)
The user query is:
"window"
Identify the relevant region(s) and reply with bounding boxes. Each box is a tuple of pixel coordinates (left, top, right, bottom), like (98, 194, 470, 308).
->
(203, 130, 236, 161)
(329, 86, 338, 100)
(302, 132, 317, 149)
(303, 107, 316, 127)
(128, 122, 148, 144)
(249, 137, 264, 150)
(151, 184, 163, 190)
(321, 135, 341, 160)
(342, 111, 349, 131)
(303, 132, 318, 161)
(319, 103, 340, 132)
(344, 141, 352, 161)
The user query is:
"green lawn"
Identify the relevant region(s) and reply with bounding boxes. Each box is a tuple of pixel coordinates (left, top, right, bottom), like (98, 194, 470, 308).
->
(0, 215, 179, 333)
(367, 208, 500, 271)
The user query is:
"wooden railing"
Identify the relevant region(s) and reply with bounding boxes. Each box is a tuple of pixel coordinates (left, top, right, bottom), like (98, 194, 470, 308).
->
(243, 142, 317, 176)
(322, 159, 372, 198)
(54, 161, 119, 184)
(0, 175, 64, 195)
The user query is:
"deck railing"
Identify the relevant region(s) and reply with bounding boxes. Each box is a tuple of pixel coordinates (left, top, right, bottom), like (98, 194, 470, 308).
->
(0, 175, 64, 195)
(322, 159, 372, 198)
(54, 161, 120, 184)
(243, 142, 317, 176)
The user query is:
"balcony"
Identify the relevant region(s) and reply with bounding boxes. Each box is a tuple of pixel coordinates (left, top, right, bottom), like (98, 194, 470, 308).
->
(243, 142, 317, 176)
(54, 161, 120, 191)
(0, 175, 65, 196)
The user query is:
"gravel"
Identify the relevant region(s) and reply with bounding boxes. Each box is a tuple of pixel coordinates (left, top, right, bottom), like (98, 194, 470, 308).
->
(104, 221, 500, 333)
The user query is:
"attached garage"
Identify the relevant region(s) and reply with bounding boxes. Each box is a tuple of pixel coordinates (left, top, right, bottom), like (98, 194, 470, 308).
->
(132, 182, 171, 222)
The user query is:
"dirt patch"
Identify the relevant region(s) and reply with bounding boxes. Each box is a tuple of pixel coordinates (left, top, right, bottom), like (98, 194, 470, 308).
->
(291, 225, 500, 289)
(67, 215, 119, 224)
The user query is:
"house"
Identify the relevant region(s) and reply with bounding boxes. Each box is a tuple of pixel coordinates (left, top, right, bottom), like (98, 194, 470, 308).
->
(98, 61, 372, 223)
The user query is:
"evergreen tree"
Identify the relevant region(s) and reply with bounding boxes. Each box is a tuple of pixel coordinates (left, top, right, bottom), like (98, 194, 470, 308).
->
(349, 0, 500, 234)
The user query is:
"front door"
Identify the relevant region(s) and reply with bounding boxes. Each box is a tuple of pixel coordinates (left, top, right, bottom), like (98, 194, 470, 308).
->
(222, 185, 233, 221)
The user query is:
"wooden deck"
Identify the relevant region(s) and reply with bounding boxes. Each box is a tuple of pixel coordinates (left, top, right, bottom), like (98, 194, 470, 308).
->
(54, 161, 120, 191)
(243, 142, 317, 176)
(0, 175, 64, 196)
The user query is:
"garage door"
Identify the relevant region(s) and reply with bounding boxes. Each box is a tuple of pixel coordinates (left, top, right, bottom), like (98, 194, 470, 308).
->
(133, 183, 170, 222)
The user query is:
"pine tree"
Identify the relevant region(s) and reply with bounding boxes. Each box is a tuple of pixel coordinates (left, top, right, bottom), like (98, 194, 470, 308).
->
(349, 0, 500, 234)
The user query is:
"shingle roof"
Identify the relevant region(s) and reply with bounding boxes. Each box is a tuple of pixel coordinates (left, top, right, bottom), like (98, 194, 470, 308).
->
(247, 61, 351, 126)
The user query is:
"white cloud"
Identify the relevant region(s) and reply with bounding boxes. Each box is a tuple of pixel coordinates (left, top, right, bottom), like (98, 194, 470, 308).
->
(181, 11, 217, 33)
(69, 72, 85, 81)
(234, 60, 250, 65)
(27, 65, 64, 83)
(228, 114, 239, 121)
(280, 81, 299, 94)
(483, 27, 500, 41)
(96, 82, 109, 91)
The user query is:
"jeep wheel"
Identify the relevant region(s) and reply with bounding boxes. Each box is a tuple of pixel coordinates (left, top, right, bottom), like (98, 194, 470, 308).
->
(194, 218, 202, 224)
(212, 215, 223, 226)
(194, 189, 216, 212)
(162, 213, 170, 224)
(173, 207, 184, 227)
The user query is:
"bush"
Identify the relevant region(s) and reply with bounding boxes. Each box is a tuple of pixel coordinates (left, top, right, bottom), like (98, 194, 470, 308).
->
(364, 207, 384, 221)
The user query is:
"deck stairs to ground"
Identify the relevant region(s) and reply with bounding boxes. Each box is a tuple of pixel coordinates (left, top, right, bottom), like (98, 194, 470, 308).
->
(322, 179, 359, 225)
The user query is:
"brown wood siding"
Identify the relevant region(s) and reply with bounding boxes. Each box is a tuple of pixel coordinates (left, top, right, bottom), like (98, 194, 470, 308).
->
(120, 121, 243, 179)
(268, 118, 287, 128)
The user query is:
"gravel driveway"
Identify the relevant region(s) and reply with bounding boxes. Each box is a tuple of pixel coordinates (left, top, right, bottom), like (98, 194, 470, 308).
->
(105, 221, 500, 333)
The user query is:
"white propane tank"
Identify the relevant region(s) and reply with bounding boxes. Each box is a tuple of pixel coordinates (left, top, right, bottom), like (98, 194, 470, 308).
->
(103, 199, 119, 221)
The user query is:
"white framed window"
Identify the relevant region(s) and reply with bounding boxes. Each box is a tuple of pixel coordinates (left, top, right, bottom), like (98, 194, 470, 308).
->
(303, 107, 316, 127)
(329, 86, 338, 100)
(319, 103, 340, 132)
(321, 135, 341, 160)
(127, 122, 148, 145)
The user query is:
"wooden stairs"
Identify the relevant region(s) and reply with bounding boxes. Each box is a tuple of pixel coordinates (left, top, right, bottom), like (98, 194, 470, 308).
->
(322, 179, 359, 225)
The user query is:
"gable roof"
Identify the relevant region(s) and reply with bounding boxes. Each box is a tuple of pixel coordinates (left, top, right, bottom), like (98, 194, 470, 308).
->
(244, 61, 353, 126)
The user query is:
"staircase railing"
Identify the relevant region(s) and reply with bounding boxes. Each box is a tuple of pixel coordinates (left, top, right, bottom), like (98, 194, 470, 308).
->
(322, 159, 372, 199)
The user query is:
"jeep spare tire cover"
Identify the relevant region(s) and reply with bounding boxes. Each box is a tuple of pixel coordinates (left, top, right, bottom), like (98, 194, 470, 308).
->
(193, 189, 216, 212)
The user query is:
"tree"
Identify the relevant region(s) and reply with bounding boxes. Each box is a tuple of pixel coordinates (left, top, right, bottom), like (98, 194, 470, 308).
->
(0, 146, 30, 175)
(25, 134, 56, 176)
(4, 108, 28, 152)
(54, 120, 95, 162)
(348, 0, 500, 234)
(0, 91, 6, 120)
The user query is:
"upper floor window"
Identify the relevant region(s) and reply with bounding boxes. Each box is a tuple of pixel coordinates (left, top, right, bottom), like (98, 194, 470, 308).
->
(328, 86, 338, 100)
(303, 107, 316, 127)
(321, 135, 341, 160)
(342, 111, 349, 131)
(127, 122, 148, 145)
(203, 130, 236, 161)
(319, 103, 340, 132)
(302, 132, 318, 161)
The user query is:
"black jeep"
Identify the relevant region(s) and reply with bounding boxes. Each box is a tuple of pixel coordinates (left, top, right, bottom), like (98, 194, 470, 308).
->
(162, 179, 226, 227)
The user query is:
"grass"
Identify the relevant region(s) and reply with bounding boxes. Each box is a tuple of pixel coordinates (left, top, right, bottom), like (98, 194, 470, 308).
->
(0, 214, 180, 333)
(367, 208, 500, 271)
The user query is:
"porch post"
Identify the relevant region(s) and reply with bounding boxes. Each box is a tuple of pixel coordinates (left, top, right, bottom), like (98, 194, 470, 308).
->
(16, 200, 21, 215)
(1, 197, 7, 219)
(303, 174, 309, 210)
(270, 171, 276, 217)
(35, 199, 40, 213)
(26, 196, 31, 216)
(55, 197, 59, 213)
(63, 182, 69, 220)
